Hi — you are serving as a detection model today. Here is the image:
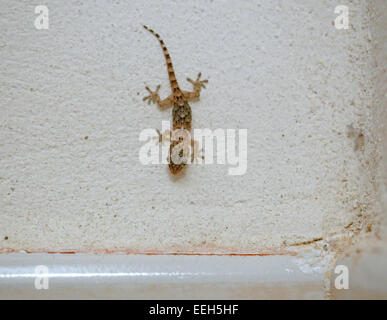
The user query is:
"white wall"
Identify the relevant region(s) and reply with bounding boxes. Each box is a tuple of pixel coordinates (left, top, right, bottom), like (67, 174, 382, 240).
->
(0, 0, 379, 254)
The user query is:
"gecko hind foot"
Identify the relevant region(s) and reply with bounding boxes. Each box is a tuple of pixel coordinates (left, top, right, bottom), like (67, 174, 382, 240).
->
(143, 85, 161, 105)
(187, 72, 208, 91)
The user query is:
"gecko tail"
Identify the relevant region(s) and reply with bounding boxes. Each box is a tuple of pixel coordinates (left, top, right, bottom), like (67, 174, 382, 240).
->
(142, 25, 179, 92)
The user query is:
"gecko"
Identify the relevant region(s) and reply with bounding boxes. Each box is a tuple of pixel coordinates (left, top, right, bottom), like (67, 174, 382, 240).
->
(142, 25, 208, 174)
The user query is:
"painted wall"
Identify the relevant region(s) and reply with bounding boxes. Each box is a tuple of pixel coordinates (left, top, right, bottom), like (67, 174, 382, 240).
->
(0, 0, 378, 253)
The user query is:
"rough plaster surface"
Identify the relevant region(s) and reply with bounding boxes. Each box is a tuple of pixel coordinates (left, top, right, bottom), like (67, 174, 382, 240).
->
(328, 1, 387, 300)
(0, 1, 378, 253)
(370, 0, 387, 237)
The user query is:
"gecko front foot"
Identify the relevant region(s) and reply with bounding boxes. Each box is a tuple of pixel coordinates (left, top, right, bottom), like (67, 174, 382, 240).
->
(191, 139, 205, 163)
(154, 129, 171, 144)
(187, 72, 208, 92)
(143, 85, 161, 105)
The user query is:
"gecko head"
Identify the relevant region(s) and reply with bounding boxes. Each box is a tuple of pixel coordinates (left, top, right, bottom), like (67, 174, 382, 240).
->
(169, 163, 186, 175)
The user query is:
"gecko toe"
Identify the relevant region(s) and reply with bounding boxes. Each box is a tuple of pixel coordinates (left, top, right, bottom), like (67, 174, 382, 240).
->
(187, 74, 208, 90)
(143, 85, 162, 105)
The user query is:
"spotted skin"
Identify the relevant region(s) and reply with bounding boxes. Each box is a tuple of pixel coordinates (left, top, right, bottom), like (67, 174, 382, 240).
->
(142, 25, 208, 174)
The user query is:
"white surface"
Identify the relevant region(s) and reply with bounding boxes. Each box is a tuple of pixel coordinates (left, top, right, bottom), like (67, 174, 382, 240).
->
(0, 253, 325, 299)
(331, 0, 387, 300)
(0, 0, 378, 253)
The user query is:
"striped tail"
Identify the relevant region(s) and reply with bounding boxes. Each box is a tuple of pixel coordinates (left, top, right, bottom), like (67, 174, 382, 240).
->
(143, 25, 180, 93)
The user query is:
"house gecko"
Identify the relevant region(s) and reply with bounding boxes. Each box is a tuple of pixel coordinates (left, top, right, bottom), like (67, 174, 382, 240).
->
(142, 25, 208, 174)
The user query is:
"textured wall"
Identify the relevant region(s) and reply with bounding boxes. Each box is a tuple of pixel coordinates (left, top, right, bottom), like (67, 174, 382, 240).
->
(0, 0, 378, 253)
(371, 0, 387, 236)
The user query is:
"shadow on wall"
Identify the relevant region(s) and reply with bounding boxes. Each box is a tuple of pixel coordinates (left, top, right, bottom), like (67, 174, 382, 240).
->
(331, 0, 387, 300)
